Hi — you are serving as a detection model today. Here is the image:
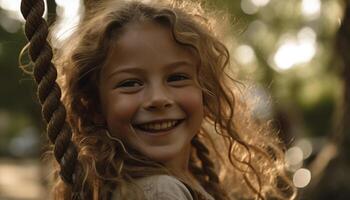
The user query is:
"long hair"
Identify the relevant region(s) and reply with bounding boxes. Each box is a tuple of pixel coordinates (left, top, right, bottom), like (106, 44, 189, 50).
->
(47, 0, 297, 199)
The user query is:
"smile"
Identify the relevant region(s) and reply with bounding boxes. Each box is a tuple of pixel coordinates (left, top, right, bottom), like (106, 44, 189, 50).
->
(134, 119, 183, 133)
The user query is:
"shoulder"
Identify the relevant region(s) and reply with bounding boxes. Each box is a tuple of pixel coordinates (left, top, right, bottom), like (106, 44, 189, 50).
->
(135, 175, 194, 200)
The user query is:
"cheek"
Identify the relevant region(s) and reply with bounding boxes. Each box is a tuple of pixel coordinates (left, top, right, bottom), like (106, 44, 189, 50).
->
(104, 94, 140, 132)
(175, 87, 204, 119)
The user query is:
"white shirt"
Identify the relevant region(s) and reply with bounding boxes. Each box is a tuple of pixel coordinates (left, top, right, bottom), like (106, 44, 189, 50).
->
(112, 175, 215, 200)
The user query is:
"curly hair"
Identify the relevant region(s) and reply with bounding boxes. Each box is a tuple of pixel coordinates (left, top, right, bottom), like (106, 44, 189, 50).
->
(45, 0, 297, 199)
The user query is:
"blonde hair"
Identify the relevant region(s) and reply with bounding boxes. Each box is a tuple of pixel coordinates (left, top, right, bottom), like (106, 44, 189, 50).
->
(49, 0, 297, 199)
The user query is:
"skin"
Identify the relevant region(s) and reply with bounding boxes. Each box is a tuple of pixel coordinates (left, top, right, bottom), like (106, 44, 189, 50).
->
(98, 21, 204, 175)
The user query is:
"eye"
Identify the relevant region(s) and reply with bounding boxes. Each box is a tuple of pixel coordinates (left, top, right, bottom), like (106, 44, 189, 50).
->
(167, 74, 190, 82)
(116, 79, 143, 88)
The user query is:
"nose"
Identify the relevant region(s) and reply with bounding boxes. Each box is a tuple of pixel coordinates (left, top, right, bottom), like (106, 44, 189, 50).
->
(143, 85, 174, 111)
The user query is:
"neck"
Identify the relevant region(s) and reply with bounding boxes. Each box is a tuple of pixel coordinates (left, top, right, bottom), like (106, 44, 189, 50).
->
(162, 142, 193, 180)
(163, 146, 191, 175)
(162, 145, 202, 191)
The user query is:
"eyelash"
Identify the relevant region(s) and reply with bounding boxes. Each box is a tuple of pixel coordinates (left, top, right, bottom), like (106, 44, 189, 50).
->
(117, 79, 143, 88)
(167, 74, 190, 82)
(116, 74, 190, 89)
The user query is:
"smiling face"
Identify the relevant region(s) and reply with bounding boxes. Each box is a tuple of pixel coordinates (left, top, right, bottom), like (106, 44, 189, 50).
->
(98, 21, 204, 169)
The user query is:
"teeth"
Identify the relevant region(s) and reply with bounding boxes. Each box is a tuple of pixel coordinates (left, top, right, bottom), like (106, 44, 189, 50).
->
(139, 120, 179, 131)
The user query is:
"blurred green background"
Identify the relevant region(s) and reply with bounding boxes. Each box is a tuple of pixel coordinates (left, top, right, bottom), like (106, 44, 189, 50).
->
(0, 0, 349, 199)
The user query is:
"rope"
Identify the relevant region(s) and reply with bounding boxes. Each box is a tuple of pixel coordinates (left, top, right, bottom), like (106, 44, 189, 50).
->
(20, 0, 78, 185)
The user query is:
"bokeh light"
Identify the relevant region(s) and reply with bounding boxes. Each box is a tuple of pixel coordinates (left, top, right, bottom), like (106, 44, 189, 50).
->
(0, 0, 48, 21)
(296, 138, 313, 159)
(235, 44, 256, 65)
(272, 27, 317, 71)
(302, 0, 321, 20)
(244, 20, 268, 40)
(241, 0, 259, 15)
(0, 0, 23, 20)
(52, 0, 82, 43)
(0, 0, 23, 33)
(293, 168, 312, 188)
(285, 146, 303, 166)
(0, 0, 49, 32)
(251, 0, 270, 7)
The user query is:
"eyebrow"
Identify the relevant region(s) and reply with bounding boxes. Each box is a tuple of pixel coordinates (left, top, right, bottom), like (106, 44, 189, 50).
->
(107, 60, 194, 80)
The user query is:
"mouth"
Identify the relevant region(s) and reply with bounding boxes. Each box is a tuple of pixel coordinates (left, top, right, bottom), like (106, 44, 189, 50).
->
(133, 119, 184, 133)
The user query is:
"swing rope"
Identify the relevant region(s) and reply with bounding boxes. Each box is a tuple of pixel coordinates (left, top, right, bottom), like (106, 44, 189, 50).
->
(20, 0, 77, 187)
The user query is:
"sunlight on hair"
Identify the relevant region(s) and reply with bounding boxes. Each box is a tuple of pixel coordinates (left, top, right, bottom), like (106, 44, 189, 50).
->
(293, 168, 311, 188)
(301, 0, 321, 20)
(247, 85, 273, 120)
(52, 0, 82, 44)
(272, 27, 316, 71)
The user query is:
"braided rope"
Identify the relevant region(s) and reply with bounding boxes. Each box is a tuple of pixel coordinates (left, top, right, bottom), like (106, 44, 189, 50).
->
(20, 0, 78, 185)
(191, 136, 228, 200)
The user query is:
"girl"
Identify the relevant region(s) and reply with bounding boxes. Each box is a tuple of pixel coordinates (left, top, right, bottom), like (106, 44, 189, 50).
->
(20, 0, 296, 199)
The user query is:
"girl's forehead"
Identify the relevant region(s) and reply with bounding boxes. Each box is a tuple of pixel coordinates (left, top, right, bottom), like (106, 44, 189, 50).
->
(102, 21, 198, 74)
(115, 21, 181, 53)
